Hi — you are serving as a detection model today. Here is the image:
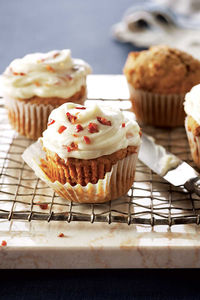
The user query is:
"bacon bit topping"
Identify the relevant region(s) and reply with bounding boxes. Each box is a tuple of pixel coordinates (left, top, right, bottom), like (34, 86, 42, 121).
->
(1, 240, 7, 246)
(46, 65, 55, 72)
(88, 122, 99, 133)
(122, 123, 125, 128)
(70, 142, 78, 150)
(13, 72, 26, 76)
(73, 134, 78, 137)
(97, 116, 111, 126)
(76, 124, 84, 132)
(58, 125, 67, 134)
(75, 106, 86, 110)
(64, 142, 78, 152)
(58, 233, 64, 237)
(139, 129, 142, 137)
(83, 136, 91, 144)
(66, 112, 77, 124)
(53, 52, 59, 58)
(48, 119, 55, 126)
(36, 202, 48, 210)
(34, 81, 41, 87)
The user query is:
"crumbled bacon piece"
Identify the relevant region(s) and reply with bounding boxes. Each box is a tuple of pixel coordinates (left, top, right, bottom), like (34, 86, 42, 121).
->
(12, 71, 26, 76)
(97, 116, 111, 126)
(1, 240, 7, 246)
(84, 136, 91, 144)
(34, 81, 41, 87)
(75, 106, 86, 110)
(48, 119, 55, 126)
(46, 65, 55, 72)
(58, 233, 64, 237)
(66, 146, 72, 152)
(73, 134, 78, 137)
(53, 52, 59, 58)
(58, 126, 67, 134)
(122, 123, 125, 128)
(66, 112, 77, 124)
(64, 142, 78, 152)
(70, 142, 78, 150)
(76, 124, 84, 132)
(35, 202, 48, 209)
(139, 129, 142, 137)
(39, 203, 48, 210)
(88, 122, 99, 133)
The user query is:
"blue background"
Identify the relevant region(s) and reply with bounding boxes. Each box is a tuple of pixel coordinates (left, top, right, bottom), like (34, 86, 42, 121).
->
(0, 0, 140, 74)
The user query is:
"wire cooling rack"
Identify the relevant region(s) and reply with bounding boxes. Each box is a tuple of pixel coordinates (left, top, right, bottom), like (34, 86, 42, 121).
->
(1, 81, 200, 226)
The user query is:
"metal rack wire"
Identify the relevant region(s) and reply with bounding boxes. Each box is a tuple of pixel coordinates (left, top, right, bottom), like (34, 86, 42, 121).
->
(1, 96, 200, 227)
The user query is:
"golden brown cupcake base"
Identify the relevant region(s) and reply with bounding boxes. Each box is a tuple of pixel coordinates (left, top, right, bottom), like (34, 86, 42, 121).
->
(6, 86, 86, 140)
(41, 145, 138, 186)
(185, 116, 200, 168)
(129, 87, 185, 127)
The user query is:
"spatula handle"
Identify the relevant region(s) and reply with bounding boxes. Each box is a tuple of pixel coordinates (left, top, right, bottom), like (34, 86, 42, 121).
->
(184, 177, 200, 196)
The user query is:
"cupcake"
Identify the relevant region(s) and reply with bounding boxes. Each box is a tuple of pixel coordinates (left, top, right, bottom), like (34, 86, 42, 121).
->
(22, 102, 141, 203)
(184, 84, 200, 168)
(123, 45, 200, 127)
(0, 49, 91, 139)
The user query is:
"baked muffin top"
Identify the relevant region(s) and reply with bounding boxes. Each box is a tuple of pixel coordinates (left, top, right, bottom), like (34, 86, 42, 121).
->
(123, 45, 200, 94)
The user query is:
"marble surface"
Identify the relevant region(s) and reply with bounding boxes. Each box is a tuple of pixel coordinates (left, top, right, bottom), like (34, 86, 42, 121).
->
(1, 220, 200, 268)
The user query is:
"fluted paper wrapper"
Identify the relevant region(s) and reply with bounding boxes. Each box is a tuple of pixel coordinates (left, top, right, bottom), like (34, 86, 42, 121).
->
(22, 141, 139, 203)
(128, 85, 185, 127)
(185, 117, 200, 169)
(5, 93, 86, 140)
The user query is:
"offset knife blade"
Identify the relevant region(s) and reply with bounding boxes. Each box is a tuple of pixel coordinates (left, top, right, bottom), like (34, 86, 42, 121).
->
(138, 134, 200, 192)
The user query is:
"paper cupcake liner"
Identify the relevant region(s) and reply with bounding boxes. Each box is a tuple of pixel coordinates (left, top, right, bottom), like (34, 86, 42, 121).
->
(185, 116, 200, 169)
(22, 141, 139, 203)
(128, 85, 185, 127)
(5, 92, 86, 140)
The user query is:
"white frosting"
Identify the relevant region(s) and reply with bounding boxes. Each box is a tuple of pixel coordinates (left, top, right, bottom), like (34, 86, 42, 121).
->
(159, 152, 180, 176)
(41, 102, 141, 160)
(0, 49, 91, 99)
(184, 84, 200, 124)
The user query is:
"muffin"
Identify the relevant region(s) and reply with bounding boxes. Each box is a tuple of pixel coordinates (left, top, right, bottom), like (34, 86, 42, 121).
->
(0, 49, 91, 139)
(123, 45, 200, 127)
(22, 102, 141, 203)
(184, 84, 200, 168)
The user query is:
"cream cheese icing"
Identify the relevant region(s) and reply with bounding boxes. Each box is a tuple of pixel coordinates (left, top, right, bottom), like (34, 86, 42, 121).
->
(184, 84, 200, 124)
(41, 102, 141, 160)
(0, 49, 91, 99)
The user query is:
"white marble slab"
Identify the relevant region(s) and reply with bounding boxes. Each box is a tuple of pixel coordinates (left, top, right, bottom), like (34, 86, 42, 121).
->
(1, 220, 200, 268)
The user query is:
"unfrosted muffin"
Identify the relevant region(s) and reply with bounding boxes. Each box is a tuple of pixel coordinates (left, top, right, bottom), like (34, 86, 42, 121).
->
(1, 49, 91, 139)
(23, 102, 141, 203)
(184, 84, 200, 168)
(124, 45, 200, 127)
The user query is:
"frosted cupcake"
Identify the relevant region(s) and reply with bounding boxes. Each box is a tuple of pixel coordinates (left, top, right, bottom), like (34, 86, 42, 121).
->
(23, 102, 141, 203)
(124, 45, 200, 127)
(184, 84, 200, 168)
(0, 50, 91, 139)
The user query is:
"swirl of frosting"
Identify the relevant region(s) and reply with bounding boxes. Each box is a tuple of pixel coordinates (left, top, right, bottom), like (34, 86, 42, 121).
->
(41, 102, 141, 160)
(0, 49, 91, 99)
(184, 84, 200, 124)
